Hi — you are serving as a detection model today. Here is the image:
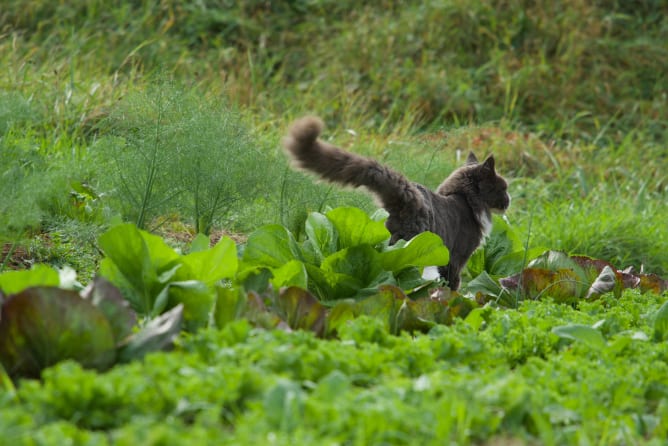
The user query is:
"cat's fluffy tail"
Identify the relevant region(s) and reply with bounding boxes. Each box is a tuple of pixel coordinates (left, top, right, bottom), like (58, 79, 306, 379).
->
(283, 116, 425, 215)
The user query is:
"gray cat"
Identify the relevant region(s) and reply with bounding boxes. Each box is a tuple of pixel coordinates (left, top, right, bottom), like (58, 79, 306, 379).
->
(283, 116, 510, 290)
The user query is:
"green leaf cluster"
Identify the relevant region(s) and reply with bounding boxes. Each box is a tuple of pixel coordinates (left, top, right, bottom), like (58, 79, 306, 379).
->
(96, 83, 270, 234)
(98, 223, 237, 329)
(240, 206, 449, 301)
(90, 207, 458, 339)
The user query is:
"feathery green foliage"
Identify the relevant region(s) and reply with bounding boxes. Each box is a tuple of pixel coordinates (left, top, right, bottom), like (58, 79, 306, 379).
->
(96, 83, 272, 233)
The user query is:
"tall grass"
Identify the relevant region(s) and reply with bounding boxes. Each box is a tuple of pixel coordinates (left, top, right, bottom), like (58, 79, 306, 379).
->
(2, 1, 666, 140)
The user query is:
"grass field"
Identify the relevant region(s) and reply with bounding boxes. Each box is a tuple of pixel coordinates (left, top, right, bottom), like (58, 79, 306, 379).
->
(1, 1, 667, 444)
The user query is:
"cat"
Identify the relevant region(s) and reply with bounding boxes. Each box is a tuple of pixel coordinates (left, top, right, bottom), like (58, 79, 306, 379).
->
(283, 116, 510, 290)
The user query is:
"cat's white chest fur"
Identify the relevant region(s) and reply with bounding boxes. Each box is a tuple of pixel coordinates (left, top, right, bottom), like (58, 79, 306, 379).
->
(479, 211, 493, 236)
(422, 266, 440, 280)
(421, 210, 498, 281)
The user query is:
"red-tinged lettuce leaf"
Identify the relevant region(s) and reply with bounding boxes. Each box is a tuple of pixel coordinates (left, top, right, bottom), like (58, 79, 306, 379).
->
(550, 252, 668, 296)
(0, 287, 116, 379)
(638, 273, 668, 294)
(81, 276, 137, 344)
(571, 256, 616, 279)
(354, 285, 406, 334)
(380, 284, 442, 334)
(246, 290, 290, 331)
(328, 285, 476, 336)
(499, 250, 668, 305)
(399, 297, 447, 332)
(621, 271, 641, 289)
(325, 207, 390, 249)
(326, 300, 357, 336)
(442, 294, 477, 320)
(571, 256, 624, 299)
(275, 287, 327, 337)
(469, 271, 519, 308)
(0, 265, 60, 296)
(500, 268, 584, 303)
(117, 304, 183, 363)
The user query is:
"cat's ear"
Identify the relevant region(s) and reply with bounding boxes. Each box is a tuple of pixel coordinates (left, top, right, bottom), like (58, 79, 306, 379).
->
(482, 156, 495, 171)
(466, 152, 479, 165)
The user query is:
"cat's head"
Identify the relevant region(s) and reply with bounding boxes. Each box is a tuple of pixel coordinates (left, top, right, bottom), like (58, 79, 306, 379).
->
(437, 152, 511, 214)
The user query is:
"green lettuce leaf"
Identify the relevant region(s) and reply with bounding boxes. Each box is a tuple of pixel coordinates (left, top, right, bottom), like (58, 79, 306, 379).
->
(326, 207, 390, 248)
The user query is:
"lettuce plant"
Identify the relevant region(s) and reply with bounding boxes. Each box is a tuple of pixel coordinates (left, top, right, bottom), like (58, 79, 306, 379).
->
(240, 206, 450, 302)
(98, 223, 237, 330)
(0, 268, 182, 380)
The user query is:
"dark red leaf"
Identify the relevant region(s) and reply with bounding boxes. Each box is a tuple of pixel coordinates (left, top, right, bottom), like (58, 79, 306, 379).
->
(276, 287, 327, 337)
(0, 287, 116, 379)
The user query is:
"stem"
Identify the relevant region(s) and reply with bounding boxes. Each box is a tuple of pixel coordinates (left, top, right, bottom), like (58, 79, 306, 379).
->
(279, 165, 290, 227)
(516, 207, 535, 308)
(137, 90, 164, 229)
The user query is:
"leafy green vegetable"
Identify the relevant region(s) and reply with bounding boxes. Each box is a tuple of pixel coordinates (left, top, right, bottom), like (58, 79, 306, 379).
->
(652, 300, 668, 342)
(270, 260, 308, 290)
(99, 223, 238, 329)
(117, 304, 183, 363)
(551, 323, 607, 350)
(178, 236, 238, 284)
(81, 277, 136, 343)
(0, 264, 60, 295)
(0, 287, 116, 378)
(275, 287, 327, 337)
(466, 215, 544, 279)
(326, 207, 389, 249)
(304, 211, 338, 263)
(241, 224, 303, 268)
(213, 285, 247, 329)
(378, 231, 449, 273)
(0, 271, 184, 380)
(497, 250, 667, 306)
(241, 207, 450, 301)
(98, 223, 181, 315)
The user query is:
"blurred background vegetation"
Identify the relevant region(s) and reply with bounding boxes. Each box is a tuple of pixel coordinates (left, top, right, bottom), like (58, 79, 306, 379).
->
(0, 0, 666, 279)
